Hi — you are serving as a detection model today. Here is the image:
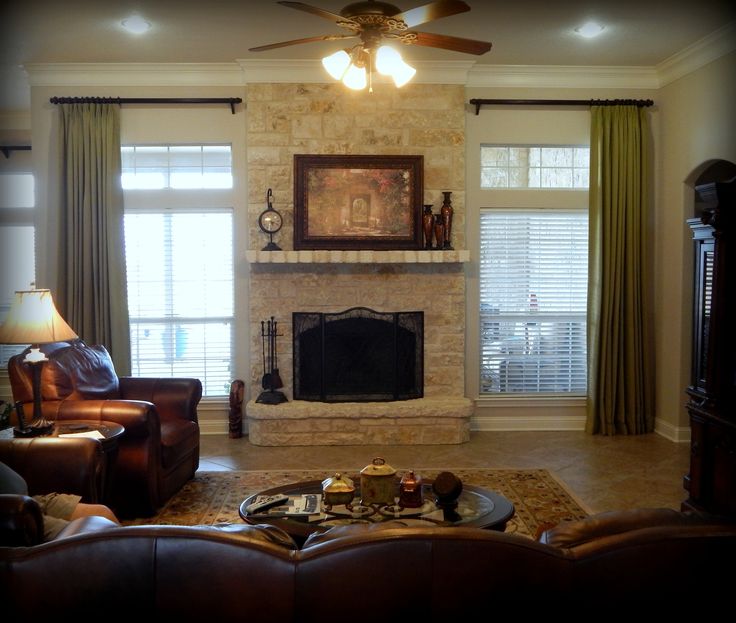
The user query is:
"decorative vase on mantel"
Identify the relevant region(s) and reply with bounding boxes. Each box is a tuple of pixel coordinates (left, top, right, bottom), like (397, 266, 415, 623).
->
(422, 205, 435, 249)
(433, 216, 445, 250)
(440, 191, 454, 250)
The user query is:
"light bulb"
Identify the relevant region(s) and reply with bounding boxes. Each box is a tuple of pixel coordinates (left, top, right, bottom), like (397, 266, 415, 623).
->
(342, 63, 367, 90)
(575, 22, 605, 39)
(322, 49, 351, 80)
(121, 15, 151, 35)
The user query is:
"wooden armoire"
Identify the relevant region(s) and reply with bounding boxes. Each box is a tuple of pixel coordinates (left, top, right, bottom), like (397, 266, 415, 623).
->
(683, 177, 735, 516)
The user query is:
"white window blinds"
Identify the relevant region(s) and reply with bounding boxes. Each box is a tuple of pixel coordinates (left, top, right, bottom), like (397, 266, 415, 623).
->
(480, 211, 588, 394)
(123, 144, 234, 397)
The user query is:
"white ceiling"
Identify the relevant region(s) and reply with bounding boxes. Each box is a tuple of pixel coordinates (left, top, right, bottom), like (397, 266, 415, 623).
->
(2, 0, 735, 110)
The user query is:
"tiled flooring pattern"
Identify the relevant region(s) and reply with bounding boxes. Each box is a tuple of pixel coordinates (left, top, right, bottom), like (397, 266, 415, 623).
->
(199, 430, 690, 514)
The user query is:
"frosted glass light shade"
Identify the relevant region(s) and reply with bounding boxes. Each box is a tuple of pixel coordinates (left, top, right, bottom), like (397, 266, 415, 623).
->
(342, 64, 367, 90)
(375, 45, 416, 87)
(322, 50, 351, 80)
(375, 46, 402, 75)
(391, 58, 416, 87)
(0, 289, 78, 345)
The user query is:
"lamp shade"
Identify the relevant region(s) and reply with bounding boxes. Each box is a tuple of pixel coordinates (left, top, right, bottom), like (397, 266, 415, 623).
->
(0, 289, 78, 345)
(342, 63, 367, 90)
(375, 45, 402, 75)
(322, 49, 351, 80)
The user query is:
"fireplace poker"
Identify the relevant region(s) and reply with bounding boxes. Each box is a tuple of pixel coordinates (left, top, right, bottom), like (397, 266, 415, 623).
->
(261, 320, 271, 390)
(271, 318, 283, 390)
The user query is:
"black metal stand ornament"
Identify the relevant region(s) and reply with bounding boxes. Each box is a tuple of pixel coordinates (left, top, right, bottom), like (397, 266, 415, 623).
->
(258, 188, 283, 251)
(256, 316, 288, 405)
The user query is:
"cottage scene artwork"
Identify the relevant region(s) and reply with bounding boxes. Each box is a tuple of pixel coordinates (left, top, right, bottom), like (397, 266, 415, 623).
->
(294, 154, 423, 250)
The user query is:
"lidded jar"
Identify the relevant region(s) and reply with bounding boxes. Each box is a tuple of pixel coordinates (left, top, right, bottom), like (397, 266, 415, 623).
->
(360, 457, 397, 505)
(321, 472, 355, 507)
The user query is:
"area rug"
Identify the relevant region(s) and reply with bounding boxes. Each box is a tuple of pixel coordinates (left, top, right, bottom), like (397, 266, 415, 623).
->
(122, 468, 589, 538)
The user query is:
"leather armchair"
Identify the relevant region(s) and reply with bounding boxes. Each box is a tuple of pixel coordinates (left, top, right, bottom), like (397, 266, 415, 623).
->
(8, 340, 202, 518)
(0, 436, 106, 546)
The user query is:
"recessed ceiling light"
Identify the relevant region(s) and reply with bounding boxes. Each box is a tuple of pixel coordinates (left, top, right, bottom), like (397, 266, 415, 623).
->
(121, 15, 151, 35)
(575, 22, 605, 39)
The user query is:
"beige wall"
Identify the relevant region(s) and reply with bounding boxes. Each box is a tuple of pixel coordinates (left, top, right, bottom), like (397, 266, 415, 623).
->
(654, 50, 736, 438)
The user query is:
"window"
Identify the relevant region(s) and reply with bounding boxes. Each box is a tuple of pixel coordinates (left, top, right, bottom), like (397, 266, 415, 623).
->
(122, 144, 234, 396)
(480, 211, 588, 394)
(481, 145, 589, 189)
(0, 171, 36, 366)
(122, 145, 232, 190)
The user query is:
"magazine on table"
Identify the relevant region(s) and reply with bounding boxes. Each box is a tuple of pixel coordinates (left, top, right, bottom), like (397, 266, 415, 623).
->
(249, 494, 323, 520)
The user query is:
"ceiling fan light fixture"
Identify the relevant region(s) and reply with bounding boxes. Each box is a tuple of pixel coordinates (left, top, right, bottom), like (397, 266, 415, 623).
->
(322, 49, 352, 80)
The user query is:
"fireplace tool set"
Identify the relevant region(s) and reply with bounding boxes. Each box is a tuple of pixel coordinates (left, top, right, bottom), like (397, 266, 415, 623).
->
(257, 316, 288, 404)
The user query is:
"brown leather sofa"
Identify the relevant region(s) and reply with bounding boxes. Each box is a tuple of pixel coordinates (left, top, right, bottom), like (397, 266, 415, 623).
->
(8, 340, 202, 518)
(1, 508, 734, 617)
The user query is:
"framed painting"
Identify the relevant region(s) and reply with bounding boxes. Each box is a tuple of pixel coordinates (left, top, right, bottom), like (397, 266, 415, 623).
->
(293, 154, 424, 250)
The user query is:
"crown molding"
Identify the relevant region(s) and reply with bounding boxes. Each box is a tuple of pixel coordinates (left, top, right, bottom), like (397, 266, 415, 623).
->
(656, 21, 736, 87)
(23, 63, 245, 87)
(24, 60, 660, 91)
(236, 59, 475, 84)
(466, 64, 659, 89)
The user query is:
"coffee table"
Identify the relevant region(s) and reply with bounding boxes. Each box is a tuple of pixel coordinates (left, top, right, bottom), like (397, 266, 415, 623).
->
(240, 477, 515, 543)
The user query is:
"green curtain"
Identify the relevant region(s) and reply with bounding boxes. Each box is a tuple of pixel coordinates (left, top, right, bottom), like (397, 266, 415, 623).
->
(57, 103, 131, 375)
(586, 105, 653, 435)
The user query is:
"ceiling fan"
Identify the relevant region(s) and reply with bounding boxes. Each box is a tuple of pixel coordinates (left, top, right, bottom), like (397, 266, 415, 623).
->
(248, 0, 492, 90)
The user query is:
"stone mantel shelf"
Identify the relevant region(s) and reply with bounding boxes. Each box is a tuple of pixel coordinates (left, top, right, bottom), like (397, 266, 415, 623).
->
(246, 249, 470, 264)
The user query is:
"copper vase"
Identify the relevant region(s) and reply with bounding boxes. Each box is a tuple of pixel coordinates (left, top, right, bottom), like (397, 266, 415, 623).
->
(422, 205, 434, 249)
(433, 217, 445, 250)
(440, 191, 454, 250)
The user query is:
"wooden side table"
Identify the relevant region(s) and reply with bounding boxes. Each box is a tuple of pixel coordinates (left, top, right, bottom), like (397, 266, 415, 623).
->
(52, 420, 125, 504)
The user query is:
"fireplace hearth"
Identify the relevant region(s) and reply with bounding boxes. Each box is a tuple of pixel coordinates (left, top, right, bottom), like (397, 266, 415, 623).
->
(293, 307, 423, 402)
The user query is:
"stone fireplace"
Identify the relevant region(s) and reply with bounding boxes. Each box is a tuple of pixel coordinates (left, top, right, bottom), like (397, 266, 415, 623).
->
(244, 83, 472, 445)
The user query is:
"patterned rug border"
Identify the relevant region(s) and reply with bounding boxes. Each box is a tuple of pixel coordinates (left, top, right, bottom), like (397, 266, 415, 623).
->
(125, 468, 590, 538)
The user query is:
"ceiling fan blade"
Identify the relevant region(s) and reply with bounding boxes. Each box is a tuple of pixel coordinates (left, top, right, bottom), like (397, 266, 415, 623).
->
(391, 0, 470, 29)
(249, 33, 358, 52)
(277, 1, 353, 24)
(405, 30, 491, 55)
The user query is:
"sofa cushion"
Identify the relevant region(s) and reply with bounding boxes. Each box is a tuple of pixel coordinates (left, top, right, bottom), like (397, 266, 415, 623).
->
(42, 341, 120, 401)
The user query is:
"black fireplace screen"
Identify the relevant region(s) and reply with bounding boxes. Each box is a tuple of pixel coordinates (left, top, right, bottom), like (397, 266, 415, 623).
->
(293, 307, 423, 402)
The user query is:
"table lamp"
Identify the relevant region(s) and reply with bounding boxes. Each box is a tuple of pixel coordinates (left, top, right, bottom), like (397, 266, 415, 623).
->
(0, 289, 78, 436)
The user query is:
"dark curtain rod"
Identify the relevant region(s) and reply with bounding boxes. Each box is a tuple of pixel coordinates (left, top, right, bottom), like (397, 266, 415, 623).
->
(49, 96, 243, 114)
(468, 98, 654, 115)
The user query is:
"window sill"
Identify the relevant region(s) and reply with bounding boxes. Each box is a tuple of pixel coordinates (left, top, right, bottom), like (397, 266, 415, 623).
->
(475, 395, 587, 408)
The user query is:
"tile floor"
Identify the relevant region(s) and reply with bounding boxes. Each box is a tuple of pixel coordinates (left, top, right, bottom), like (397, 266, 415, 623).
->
(199, 430, 691, 514)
